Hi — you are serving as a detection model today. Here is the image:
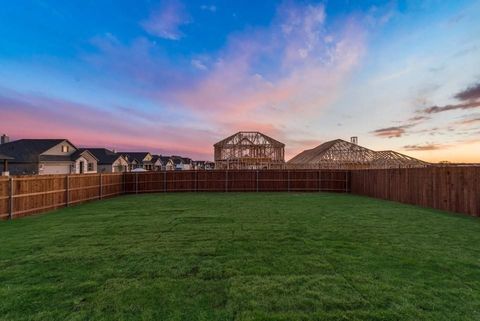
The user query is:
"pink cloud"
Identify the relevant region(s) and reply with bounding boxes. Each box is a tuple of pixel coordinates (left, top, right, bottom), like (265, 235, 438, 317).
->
(0, 90, 215, 160)
(166, 4, 366, 143)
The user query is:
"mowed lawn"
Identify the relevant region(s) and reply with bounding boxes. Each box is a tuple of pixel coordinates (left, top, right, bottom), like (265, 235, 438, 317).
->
(1, 193, 480, 321)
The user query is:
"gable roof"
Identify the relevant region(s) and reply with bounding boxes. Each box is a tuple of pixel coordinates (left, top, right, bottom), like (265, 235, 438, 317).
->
(288, 139, 376, 164)
(214, 131, 285, 148)
(79, 148, 123, 165)
(119, 152, 151, 163)
(69, 149, 99, 162)
(288, 139, 427, 168)
(0, 139, 75, 163)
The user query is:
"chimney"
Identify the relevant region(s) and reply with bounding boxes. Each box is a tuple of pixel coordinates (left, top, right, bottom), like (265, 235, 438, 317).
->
(112, 148, 117, 153)
(1, 134, 9, 145)
(350, 136, 358, 145)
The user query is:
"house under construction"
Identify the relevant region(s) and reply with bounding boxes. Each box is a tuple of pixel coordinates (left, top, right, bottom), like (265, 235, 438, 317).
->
(287, 137, 428, 169)
(214, 131, 285, 169)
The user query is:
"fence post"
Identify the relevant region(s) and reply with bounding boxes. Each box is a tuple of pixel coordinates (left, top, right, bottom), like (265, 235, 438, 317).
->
(99, 173, 103, 199)
(135, 173, 139, 194)
(225, 170, 228, 192)
(9, 177, 14, 219)
(256, 170, 259, 192)
(66, 175, 70, 207)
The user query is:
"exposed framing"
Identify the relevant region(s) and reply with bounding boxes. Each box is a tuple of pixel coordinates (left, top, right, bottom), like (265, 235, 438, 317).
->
(214, 131, 285, 169)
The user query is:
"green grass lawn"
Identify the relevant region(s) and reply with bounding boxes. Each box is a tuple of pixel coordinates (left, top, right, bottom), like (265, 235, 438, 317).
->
(1, 193, 480, 321)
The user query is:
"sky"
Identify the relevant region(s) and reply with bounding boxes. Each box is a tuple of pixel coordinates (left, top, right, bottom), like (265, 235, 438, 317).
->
(1, 0, 480, 162)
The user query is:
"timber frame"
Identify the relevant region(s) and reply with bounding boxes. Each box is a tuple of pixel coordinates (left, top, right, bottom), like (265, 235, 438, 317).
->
(214, 132, 285, 169)
(287, 139, 428, 169)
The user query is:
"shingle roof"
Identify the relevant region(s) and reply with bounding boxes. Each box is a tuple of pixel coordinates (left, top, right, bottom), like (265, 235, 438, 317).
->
(78, 148, 122, 165)
(0, 139, 73, 163)
(119, 152, 150, 163)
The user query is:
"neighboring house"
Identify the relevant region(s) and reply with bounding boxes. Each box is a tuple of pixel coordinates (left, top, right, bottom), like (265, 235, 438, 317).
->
(181, 157, 193, 170)
(205, 161, 215, 170)
(192, 160, 205, 170)
(120, 152, 154, 171)
(170, 156, 186, 170)
(79, 148, 128, 173)
(70, 149, 99, 174)
(192, 160, 215, 170)
(0, 138, 98, 175)
(165, 157, 176, 171)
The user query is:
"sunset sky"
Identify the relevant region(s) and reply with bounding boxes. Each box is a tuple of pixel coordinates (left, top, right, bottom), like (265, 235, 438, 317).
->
(1, 0, 480, 162)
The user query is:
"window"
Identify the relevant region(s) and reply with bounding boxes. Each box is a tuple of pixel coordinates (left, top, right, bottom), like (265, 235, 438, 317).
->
(87, 163, 94, 171)
(62, 145, 69, 153)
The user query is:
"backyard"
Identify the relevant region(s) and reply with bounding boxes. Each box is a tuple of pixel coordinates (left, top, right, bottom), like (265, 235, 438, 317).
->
(0, 193, 479, 321)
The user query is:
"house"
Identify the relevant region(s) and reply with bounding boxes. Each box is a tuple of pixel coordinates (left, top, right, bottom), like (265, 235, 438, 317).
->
(79, 148, 128, 173)
(151, 155, 172, 171)
(164, 157, 176, 171)
(170, 156, 186, 170)
(205, 161, 215, 170)
(70, 149, 99, 174)
(120, 152, 154, 171)
(181, 157, 193, 170)
(192, 160, 205, 170)
(0, 137, 98, 175)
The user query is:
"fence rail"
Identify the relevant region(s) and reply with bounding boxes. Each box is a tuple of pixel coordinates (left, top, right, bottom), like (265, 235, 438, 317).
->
(0, 170, 349, 219)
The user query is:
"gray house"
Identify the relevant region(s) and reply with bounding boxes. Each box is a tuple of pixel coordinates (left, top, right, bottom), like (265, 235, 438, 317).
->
(80, 148, 128, 173)
(0, 138, 98, 175)
(120, 152, 154, 171)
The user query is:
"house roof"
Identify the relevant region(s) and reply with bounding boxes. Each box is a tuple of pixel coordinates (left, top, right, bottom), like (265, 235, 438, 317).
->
(214, 131, 285, 148)
(69, 149, 99, 162)
(171, 157, 183, 165)
(119, 152, 150, 163)
(0, 139, 75, 163)
(78, 148, 123, 165)
(288, 139, 427, 168)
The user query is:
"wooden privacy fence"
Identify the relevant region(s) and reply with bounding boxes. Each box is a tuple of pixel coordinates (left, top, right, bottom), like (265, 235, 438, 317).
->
(0, 173, 124, 219)
(124, 170, 349, 193)
(351, 167, 480, 217)
(0, 170, 349, 220)
(1, 167, 479, 220)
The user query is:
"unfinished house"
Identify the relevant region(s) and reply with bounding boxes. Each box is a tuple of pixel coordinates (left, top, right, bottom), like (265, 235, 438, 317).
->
(214, 131, 285, 169)
(287, 138, 428, 169)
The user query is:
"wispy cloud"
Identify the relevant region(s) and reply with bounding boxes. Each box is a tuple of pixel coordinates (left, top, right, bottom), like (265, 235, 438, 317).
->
(372, 125, 412, 138)
(422, 101, 480, 114)
(403, 143, 448, 151)
(421, 81, 480, 114)
(454, 82, 480, 101)
(168, 3, 366, 136)
(141, 0, 191, 40)
(200, 4, 216, 12)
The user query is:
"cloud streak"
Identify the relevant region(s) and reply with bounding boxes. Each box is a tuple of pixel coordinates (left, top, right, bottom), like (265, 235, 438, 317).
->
(372, 125, 412, 138)
(141, 0, 190, 40)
